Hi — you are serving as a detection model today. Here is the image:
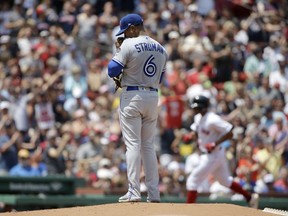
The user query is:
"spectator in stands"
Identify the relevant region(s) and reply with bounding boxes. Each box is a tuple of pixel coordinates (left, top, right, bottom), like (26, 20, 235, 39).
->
(72, 3, 98, 61)
(70, 109, 90, 145)
(260, 106, 275, 130)
(0, 120, 21, 172)
(94, 158, 115, 190)
(164, 31, 182, 62)
(179, 4, 203, 37)
(243, 43, 265, 83)
(223, 71, 243, 97)
(34, 91, 56, 131)
(59, 38, 88, 80)
(254, 76, 282, 109)
(64, 65, 87, 98)
(76, 130, 103, 161)
(63, 64, 91, 115)
(166, 59, 188, 95)
(86, 59, 105, 97)
(180, 21, 212, 65)
(263, 35, 282, 72)
(252, 131, 282, 180)
(98, 1, 119, 47)
(58, 1, 77, 35)
(9, 149, 41, 176)
(30, 143, 48, 177)
(0, 1, 24, 36)
(273, 167, 288, 193)
(42, 128, 69, 175)
(7, 85, 33, 134)
(210, 31, 233, 84)
(244, 10, 268, 43)
(268, 53, 288, 94)
(269, 116, 288, 166)
(0, 101, 12, 130)
(0, 35, 17, 63)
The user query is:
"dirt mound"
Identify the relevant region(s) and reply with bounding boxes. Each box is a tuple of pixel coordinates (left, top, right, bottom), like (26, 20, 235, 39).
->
(0, 203, 277, 216)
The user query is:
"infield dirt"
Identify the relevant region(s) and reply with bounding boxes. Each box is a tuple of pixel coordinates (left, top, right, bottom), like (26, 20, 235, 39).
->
(0, 203, 279, 216)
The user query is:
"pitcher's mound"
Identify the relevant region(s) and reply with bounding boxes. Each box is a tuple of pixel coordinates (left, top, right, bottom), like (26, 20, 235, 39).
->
(0, 203, 277, 216)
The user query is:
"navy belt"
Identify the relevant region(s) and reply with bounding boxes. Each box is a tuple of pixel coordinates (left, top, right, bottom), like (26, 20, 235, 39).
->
(126, 86, 158, 92)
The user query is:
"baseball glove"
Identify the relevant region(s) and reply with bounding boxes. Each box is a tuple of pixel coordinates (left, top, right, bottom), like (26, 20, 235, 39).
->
(113, 37, 125, 93)
(113, 73, 122, 93)
(116, 37, 125, 48)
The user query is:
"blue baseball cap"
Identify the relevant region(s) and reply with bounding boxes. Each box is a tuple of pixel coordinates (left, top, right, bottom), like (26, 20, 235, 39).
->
(115, 14, 143, 36)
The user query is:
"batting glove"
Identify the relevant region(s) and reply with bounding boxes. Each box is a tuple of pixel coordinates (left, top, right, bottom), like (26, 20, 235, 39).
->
(182, 133, 193, 143)
(204, 142, 216, 153)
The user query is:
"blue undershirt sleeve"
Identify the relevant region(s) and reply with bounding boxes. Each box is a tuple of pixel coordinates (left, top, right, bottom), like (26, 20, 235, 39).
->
(108, 60, 124, 78)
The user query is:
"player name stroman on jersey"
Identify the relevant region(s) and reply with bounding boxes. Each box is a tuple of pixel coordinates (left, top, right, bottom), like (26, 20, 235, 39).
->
(134, 42, 165, 54)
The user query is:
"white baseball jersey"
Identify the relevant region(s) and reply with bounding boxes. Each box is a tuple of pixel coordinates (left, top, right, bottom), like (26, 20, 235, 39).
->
(112, 35, 167, 88)
(186, 112, 234, 191)
(192, 112, 233, 153)
(113, 35, 167, 202)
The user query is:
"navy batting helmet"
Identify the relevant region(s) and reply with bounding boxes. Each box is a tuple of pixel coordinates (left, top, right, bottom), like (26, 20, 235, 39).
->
(190, 95, 209, 109)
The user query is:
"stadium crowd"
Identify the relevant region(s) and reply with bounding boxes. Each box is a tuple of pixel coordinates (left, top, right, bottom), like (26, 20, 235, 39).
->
(0, 0, 287, 199)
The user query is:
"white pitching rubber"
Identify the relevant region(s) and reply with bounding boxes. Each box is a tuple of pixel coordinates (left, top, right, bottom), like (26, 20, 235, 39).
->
(263, 208, 288, 215)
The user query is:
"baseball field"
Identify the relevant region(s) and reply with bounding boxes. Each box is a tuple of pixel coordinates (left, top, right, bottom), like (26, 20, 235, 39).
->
(0, 203, 281, 216)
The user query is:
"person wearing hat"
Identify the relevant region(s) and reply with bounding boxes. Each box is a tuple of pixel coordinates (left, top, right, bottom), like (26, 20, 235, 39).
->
(108, 14, 168, 203)
(9, 149, 41, 176)
(185, 95, 259, 208)
(0, 35, 13, 64)
(165, 31, 182, 61)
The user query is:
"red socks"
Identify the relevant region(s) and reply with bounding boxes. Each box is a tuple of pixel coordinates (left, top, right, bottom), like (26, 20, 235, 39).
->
(187, 181, 251, 203)
(186, 190, 198, 203)
(230, 181, 251, 202)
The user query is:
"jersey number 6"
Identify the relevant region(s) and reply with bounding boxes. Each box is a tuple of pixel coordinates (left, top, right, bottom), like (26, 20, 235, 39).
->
(143, 55, 157, 77)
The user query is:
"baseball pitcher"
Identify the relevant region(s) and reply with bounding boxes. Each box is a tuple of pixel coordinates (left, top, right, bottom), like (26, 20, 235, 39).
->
(108, 14, 168, 203)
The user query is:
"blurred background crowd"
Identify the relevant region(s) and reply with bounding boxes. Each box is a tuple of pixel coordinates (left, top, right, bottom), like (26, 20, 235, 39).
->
(0, 0, 287, 199)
